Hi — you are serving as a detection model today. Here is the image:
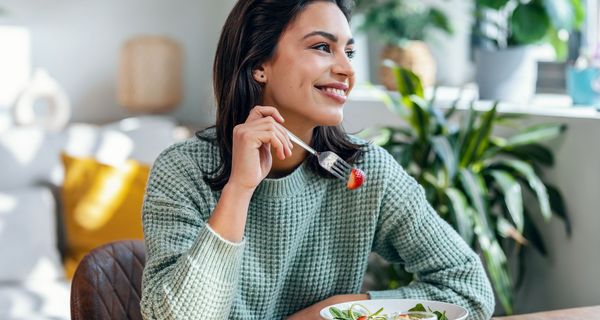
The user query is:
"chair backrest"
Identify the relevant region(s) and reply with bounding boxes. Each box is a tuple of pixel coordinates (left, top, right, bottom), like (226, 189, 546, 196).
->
(71, 240, 146, 320)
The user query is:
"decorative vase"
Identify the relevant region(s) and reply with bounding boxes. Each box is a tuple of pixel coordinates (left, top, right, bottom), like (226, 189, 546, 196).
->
(118, 36, 183, 113)
(475, 46, 538, 104)
(379, 41, 436, 90)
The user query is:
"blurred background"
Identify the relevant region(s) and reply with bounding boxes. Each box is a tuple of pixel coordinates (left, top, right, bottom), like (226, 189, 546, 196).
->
(0, 0, 599, 319)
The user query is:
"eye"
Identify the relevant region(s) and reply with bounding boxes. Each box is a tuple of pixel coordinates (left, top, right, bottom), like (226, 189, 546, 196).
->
(345, 49, 356, 59)
(312, 43, 331, 53)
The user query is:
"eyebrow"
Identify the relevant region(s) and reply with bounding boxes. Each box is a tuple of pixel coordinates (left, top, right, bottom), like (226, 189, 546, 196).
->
(303, 31, 355, 45)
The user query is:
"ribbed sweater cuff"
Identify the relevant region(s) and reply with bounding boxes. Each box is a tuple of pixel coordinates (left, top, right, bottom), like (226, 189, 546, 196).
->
(187, 224, 246, 283)
(367, 289, 406, 300)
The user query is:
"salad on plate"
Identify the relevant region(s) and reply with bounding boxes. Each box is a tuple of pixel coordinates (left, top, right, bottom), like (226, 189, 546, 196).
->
(319, 299, 468, 320)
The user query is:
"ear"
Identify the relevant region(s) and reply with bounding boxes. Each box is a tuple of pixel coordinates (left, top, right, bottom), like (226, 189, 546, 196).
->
(252, 65, 267, 83)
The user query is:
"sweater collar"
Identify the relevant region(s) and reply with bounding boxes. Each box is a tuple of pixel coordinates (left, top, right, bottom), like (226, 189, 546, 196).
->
(253, 160, 314, 198)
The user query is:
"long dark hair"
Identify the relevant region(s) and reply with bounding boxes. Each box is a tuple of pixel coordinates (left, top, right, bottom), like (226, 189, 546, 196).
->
(198, 0, 367, 191)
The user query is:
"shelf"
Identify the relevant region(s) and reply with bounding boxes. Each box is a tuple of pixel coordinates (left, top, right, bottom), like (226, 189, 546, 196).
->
(348, 84, 600, 120)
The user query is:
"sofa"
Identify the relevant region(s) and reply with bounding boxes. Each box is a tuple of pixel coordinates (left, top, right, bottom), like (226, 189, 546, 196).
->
(0, 115, 188, 319)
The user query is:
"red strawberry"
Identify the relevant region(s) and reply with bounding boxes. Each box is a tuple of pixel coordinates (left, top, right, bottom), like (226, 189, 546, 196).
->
(347, 167, 365, 190)
(357, 316, 368, 320)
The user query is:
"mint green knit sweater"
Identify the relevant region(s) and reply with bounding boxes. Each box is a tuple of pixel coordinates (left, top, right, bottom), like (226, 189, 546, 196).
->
(140, 131, 495, 320)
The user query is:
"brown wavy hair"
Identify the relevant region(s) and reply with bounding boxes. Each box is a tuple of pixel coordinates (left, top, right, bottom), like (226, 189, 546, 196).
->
(198, 0, 367, 191)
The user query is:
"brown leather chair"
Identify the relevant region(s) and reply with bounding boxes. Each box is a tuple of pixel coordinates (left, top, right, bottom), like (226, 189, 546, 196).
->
(71, 240, 146, 320)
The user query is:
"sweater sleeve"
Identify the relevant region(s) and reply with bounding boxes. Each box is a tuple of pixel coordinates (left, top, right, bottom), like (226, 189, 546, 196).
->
(368, 158, 495, 320)
(140, 145, 245, 320)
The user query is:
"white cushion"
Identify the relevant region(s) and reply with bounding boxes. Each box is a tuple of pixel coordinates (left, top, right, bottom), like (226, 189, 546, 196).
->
(0, 280, 70, 320)
(0, 116, 179, 188)
(64, 115, 177, 165)
(0, 127, 65, 189)
(102, 115, 178, 164)
(0, 187, 64, 282)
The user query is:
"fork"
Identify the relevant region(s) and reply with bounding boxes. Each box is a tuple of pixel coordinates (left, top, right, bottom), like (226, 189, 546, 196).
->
(284, 128, 352, 181)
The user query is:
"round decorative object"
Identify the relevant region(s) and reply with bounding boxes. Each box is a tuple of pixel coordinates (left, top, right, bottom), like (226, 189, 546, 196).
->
(379, 41, 437, 90)
(12, 69, 71, 131)
(118, 36, 183, 113)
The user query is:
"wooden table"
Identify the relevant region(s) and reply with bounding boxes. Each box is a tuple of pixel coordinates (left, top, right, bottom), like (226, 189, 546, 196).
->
(493, 305, 600, 320)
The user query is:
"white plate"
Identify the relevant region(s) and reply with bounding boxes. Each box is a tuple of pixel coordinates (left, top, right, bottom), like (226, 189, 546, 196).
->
(319, 299, 468, 320)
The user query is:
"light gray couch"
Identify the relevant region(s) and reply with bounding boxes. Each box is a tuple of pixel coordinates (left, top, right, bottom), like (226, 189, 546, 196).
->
(0, 115, 186, 319)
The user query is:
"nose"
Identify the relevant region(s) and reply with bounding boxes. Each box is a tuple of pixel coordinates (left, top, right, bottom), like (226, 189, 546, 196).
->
(332, 52, 355, 79)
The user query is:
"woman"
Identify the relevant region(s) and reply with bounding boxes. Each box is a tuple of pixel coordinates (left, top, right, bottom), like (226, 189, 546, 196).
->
(140, 0, 495, 319)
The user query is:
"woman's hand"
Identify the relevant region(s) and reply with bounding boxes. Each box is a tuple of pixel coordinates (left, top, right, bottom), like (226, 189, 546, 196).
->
(227, 105, 293, 191)
(286, 294, 370, 320)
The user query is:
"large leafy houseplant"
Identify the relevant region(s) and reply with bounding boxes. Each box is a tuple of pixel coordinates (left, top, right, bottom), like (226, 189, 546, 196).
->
(474, 0, 585, 60)
(363, 66, 569, 315)
(473, 0, 585, 103)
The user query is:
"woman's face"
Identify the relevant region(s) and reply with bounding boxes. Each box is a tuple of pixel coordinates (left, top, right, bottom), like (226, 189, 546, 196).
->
(258, 1, 355, 127)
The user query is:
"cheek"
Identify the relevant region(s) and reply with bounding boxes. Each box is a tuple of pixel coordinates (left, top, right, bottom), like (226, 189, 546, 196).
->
(277, 56, 326, 86)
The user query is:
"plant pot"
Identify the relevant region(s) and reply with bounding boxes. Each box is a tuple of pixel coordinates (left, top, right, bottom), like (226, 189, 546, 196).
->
(475, 46, 537, 104)
(379, 41, 436, 90)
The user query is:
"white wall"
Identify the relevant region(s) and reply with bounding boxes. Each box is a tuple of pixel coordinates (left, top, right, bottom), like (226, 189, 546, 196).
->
(343, 97, 600, 314)
(0, 0, 235, 127)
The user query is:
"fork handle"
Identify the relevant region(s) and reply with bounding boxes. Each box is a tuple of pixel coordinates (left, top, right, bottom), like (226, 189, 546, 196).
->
(284, 128, 318, 156)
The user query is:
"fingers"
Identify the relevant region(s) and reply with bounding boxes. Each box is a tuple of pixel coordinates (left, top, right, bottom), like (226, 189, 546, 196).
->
(247, 120, 293, 159)
(255, 130, 287, 160)
(246, 105, 285, 123)
(233, 116, 293, 160)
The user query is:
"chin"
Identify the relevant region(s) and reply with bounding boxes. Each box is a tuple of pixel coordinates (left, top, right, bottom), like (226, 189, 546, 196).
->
(314, 111, 343, 127)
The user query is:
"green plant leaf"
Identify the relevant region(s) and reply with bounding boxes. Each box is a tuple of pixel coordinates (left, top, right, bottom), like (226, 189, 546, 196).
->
(489, 170, 524, 232)
(390, 64, 425, 102)
(409, 96, 431, 142)
(477, 233, 514, 314)
(431, 136, 457, 179)
(570, 0, 585, 28)
(478, 0, 510, 10)
(461, 103, 497, 167)
(458, 168, 493, 235)
(497, 216, 528, 245)
(546, 183, 571, 235)
(494, 159, 552, 221)
(510, 1, 550, 44)
(548, 25, 568, 61)
(444, 99, 459, 119)
(501, 144, 554, 167)
(429, 8, 453, 34)
(523, 212, 548, 256)
(458, 103, 477, 167)
(444, 188, 474, 244)
(505, 123, 566, 147)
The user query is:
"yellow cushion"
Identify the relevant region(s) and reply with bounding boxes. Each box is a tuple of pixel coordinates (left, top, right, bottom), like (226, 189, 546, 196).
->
(60, 152, 149, 277)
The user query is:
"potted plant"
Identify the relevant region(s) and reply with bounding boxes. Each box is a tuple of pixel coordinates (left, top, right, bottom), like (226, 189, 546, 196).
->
(473, 0, 585, 103)
(362, 66, 569, 315)
(354, 0, 452, 89)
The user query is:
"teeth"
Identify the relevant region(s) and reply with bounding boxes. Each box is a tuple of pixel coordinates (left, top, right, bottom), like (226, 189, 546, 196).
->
(323, 87, 345, 96)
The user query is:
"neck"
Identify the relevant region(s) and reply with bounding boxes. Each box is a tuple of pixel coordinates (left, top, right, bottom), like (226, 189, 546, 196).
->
(268, 122, 314, 179)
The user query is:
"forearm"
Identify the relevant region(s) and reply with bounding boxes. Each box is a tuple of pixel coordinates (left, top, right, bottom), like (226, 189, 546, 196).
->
(372, 181, 495, 320)
(142, 190, 248, 319)
(142, 220, 246, 319)
(207, 182, 254, 243)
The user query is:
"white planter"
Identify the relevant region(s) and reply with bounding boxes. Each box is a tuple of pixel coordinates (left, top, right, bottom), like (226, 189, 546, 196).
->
(475, 46, 538, 104)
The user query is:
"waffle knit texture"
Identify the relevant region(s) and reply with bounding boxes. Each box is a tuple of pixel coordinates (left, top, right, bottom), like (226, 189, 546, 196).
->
(140, 130, 495, 320)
